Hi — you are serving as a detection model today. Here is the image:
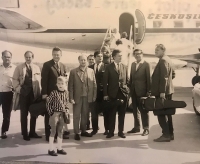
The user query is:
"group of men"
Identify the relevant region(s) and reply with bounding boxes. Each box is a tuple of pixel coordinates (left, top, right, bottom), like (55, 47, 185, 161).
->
(0, 42, 175, 143)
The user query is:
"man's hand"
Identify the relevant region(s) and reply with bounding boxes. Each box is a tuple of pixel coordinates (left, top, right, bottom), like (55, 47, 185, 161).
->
(42, 94, 48, 100)
(70, 99, 75, 104)
(160, 93, 165, 99)
(104, 96, 109, 101)
(146, 92, 151, 97)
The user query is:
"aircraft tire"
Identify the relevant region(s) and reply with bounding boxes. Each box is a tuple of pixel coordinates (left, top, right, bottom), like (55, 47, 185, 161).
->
(192, 76, 199, 86)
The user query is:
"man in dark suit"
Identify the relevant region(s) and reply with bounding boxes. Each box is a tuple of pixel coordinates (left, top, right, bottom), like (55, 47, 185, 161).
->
(103, 49, 129, 138)
(89, 51, 108, 135)
(41, 47, 67, 141)
(127, 49, 151, 136)
(151, 44, 175, 142)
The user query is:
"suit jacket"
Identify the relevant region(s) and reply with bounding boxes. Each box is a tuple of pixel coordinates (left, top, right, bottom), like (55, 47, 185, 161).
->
(41, 59, 67, 95)
(13, 63, 41, 99)
(130, 61, 151, 97)
(68, 67, 97, 104)
(89, 63, 107, 101)
(151, 55, 175, 96)
(103, 62, 129, 99)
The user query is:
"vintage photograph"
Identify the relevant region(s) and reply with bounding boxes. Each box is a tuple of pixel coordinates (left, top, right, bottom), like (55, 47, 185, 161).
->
(0, 0, 199, 163)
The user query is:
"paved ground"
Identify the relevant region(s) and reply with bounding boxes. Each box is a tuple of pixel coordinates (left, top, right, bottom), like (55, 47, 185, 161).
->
(0, 69, 200, 164)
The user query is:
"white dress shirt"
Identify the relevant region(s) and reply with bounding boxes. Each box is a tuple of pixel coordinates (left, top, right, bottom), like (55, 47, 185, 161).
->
(0, 63, 16, 92)
(135, 59, 144, 70)
(94, 62, 102, 74)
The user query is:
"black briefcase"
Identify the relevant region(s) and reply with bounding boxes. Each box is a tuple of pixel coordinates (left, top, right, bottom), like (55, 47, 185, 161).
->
(29, 97, 46, 117)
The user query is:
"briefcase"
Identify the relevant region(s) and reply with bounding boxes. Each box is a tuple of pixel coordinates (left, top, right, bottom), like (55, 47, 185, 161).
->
(29, 97, 46, 117)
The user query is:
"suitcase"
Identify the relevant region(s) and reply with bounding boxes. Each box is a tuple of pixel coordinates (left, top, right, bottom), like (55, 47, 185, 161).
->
(29, 97, 46, 117)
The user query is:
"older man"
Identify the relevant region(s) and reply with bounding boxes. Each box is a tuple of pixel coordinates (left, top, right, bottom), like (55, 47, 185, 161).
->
(151, 44, 175, 142)
(0, 50, 16, 139)
(41, 47, 67, 141)
(68, 54, 97, 140)
(13, 51, 41, 141)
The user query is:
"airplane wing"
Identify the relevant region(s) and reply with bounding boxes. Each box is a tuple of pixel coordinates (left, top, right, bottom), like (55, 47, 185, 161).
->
(0, 8, 42, 30)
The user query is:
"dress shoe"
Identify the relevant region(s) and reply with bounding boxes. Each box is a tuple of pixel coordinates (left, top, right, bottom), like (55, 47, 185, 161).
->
(74, 134, 80, 140)
(141, 129, 149, 136)
(63, 134, 69, 139)
(48, 150, 58, 156)
(23, 135, 30, 141)
(1, 132, 7, 139)
(81, 132, 92, 137)
(103, 130, 108, 135)
(29, 133, 42, 138)
(118, 132, 126, 138)
(57, 149, 67, 155)
(63, 131, 70, 135)
(106, 133, 114, 138)
(91, 130, 97, 135)
(153, 135, 171, 142)
(170, 134, 174, 140)
(127, 128, 140, 133)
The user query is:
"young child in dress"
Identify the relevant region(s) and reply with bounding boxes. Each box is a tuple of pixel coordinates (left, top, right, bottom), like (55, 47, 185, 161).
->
(46, 76, 69, 156)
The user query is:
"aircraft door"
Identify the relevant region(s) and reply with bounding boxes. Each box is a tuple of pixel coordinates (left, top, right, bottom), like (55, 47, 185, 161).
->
(119, 13, 134, 40)
(135, 9, 146, 44)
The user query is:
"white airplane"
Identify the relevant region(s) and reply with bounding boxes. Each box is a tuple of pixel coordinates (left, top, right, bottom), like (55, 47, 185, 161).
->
(0, 0, 200, 84)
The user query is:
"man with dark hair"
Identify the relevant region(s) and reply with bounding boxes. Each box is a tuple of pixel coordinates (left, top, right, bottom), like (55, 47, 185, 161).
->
(87, 54, 95, 66)
(127, 49, 151, 136)
(0, 50, 16, 139)
(151, 44, 176, 142)
(103, 49, 129, 139)
(89, 51, 108, 135)
(13, 51, 41, 141)
(41, 47, 68, 141)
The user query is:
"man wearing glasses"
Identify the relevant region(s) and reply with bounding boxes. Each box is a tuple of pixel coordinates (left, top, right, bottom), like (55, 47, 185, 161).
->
(127, 49, 151, 136)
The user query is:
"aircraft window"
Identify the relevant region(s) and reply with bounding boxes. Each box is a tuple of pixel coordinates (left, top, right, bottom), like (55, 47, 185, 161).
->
(174, 21, 183, 28)
(153, 21, 162, 28)
(196, 21, 200, 28)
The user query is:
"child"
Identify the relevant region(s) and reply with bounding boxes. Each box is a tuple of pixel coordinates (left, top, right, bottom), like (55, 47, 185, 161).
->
(46, 76, 69, 156)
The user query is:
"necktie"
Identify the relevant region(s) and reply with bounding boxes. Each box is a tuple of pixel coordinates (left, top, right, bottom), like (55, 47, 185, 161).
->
(96, 64, 99, 74)
(117, 63, 120, 74)
(55, 62, 60, 74)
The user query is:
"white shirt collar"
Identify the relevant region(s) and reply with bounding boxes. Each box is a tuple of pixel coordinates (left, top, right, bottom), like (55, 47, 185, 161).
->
(135, 59, 144, 64)
(0, 63, 14, 68)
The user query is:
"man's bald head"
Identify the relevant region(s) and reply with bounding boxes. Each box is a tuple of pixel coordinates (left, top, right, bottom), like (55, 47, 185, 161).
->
(78, 54, 87, 67)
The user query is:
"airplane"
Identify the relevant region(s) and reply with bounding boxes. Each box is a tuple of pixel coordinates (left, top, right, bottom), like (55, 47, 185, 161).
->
(0, 0, 199, 86)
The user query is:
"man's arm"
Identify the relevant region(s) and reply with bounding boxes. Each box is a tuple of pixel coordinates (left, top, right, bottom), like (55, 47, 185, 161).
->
(12, 66, 21, 93)
(159, 60, 169, 97)
(103, 65, 109, 100)
(92, 70, 97, 102)
(146, 62, 152, 93)
(41, 62, 49, 97)
(68, 70, 75, 104)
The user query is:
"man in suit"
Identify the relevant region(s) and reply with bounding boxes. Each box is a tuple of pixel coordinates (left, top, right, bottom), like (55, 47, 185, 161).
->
(41, 47, 67, 141)
(13, 51, 41, 141)
(0, 50, 16, 139)
(127, 49, 151, 136)
(151, 44, 175, 142)
(89, 51, 108, 135)
(68, 54, 97, 140)
(103, 49, 129, 139)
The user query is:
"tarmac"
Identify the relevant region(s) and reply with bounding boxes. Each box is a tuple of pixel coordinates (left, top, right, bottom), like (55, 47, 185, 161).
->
(0, 69, 200, 164)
